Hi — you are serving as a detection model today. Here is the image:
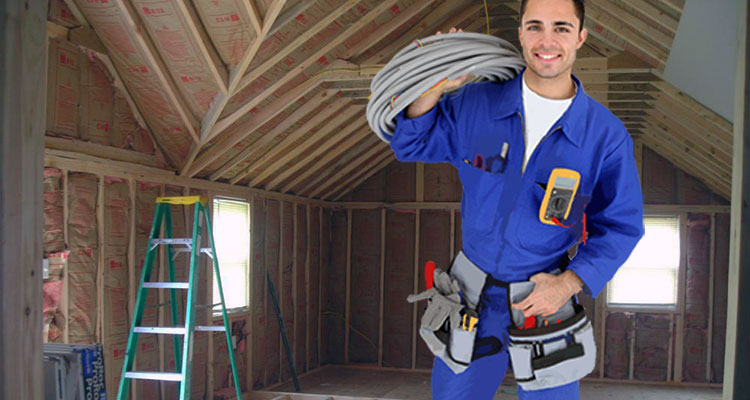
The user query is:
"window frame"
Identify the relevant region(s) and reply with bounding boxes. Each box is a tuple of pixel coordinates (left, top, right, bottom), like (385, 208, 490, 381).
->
(605, 213, 686, 313)
(210, 196, 252, 317)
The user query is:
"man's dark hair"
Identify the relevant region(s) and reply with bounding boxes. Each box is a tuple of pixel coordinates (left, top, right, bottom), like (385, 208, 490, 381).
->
(520, 0, 586, 32)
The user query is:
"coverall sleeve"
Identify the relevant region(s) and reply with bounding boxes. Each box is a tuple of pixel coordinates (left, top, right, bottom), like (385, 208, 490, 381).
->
(389, 86, 470, 163)
(568, 134, 645, 298)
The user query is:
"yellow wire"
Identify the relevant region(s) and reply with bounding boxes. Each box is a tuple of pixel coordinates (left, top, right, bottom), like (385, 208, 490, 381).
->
(484, 0, 490, 34)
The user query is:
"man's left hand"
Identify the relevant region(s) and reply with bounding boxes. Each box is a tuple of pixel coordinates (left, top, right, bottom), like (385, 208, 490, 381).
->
(511, 270, 584, 317)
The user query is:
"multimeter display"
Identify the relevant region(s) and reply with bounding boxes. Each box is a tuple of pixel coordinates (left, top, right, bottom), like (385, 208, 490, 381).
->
(539, 169, 581, 225)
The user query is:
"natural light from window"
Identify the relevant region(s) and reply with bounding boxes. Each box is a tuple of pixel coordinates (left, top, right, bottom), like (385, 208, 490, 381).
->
(607, 216, 680, 306)
(212, 198, 250, 311)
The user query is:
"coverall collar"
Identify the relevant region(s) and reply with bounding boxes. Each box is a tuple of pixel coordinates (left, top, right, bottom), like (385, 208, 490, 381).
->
(493, 70, 588, 148)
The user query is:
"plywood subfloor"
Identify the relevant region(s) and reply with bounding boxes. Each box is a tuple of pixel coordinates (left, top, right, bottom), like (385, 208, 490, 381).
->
(263, 365, 722, 399)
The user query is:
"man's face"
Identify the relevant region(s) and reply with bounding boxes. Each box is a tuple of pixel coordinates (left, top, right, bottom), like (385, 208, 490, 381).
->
(518, 0, 588, 81)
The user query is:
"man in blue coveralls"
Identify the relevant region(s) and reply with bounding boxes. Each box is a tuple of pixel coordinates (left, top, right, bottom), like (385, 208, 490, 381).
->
(389, 0, 644, 398)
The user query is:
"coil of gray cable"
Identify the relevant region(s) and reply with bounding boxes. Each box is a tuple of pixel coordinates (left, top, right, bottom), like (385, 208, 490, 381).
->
(366, 32, 526, 143)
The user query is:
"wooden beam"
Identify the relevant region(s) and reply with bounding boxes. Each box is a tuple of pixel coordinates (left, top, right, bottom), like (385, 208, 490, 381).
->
(279, 125, 370, 193)
(318, 207, 323, 367)
(650, 80, 734, 134)
(674, 213, 688, 382)
(209, 89, 338, 181)
(184, 0, 285, 172)
(233, 0, 359, 103)
(649, 93, 733, 144)
(265, 120, 369, 192)
(213, 0, 401, 142)
(358, 1, 482, 65)
(644, 113, 731, 171)
(305, 204, 311, 373)
(412, 207, 420, 370)
(645, 105, 732, 160)
(174, 1, 228, 93)
(621, 0, 680, 33)
(105, 0, 201, 144)
(248, 105, 364, 188)
(592, 0, 674, 50)
(278, 202, 285, 378)
(228, 97, 351, 185)
(63, 170, 70, 344)
(345, 209, 352, 364)
(660, 0, 685, 15)
(707, 213, 716, 382)
(45, 136, 165, 169)
(188, 77, 322, 177)
(299, 136, 377, 197)
(44, 151, 329, 206)
(0, 1, 45, 397)
(378, 208, 386, 367)
(725, 1, 750, 395)
(267, 0, 317, 38)
(241, 0, 263, 37)
(331, 155, 395, 202)
(292, 205, 299, 373)
(339, 0, 437, 60)
(587, 4, 668, 66)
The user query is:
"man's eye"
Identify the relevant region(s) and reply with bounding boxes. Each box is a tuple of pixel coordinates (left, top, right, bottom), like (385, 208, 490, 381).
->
(528, 26, 540, 31)
(556, 27, 570, 33)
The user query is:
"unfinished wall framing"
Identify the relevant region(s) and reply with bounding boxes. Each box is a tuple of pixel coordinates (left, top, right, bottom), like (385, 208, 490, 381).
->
(42, 155, 328, 397)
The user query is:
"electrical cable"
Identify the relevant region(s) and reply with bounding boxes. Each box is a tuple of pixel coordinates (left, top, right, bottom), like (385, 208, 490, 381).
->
(366, 32, 526, 143)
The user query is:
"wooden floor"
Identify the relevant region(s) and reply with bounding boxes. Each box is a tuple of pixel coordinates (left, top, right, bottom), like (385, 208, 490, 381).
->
(260, 365, 723, 400)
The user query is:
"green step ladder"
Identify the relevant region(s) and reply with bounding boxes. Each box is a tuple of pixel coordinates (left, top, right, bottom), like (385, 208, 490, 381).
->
(117, 196, 242, 400)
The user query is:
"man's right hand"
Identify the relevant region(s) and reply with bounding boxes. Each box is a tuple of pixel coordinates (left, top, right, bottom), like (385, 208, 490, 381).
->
(406, 28, 470, 119)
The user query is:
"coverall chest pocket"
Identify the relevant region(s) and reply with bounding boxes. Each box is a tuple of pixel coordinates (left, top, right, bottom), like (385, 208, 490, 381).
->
(513, 183, 575, 254)
(458, 161, 506, 236)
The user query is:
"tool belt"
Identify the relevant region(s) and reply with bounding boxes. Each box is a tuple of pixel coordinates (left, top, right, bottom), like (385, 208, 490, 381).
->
(408, 251, 595, 387)
(507, 278, 596, 391)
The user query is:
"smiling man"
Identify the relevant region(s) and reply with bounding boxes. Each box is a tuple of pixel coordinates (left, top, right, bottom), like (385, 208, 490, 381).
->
(389, 0, 644, 399)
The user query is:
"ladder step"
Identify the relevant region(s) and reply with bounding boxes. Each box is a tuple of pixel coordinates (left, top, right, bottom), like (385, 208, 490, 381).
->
(134, 327, 186, 335)
(152, 238, 193, 246)
(125, 372, 183, 382)
(142, 282, 189, 289)
(195, 326, 226, 332)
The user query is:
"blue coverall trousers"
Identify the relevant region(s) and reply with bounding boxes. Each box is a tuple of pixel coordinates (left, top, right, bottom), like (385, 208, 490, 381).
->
(430, 284, 580, 399)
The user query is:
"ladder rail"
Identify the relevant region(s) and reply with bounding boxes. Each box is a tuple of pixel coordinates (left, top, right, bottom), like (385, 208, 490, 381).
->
(164, 206, 184, 372)
(204, 206, 243, 398)
(117, 203, 165, 400)
(178, 201, 203, 400)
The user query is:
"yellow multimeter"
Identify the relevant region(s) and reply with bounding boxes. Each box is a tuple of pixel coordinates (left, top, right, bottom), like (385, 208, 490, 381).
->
(539, 168, 581, 225)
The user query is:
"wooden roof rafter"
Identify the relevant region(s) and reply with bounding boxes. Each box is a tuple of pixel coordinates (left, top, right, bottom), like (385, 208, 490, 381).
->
(203, 0, 406, 149)
(208, 88, 341, 181)
(263, 118, 371, 191)
(227, 96, 355, 185)
(107, 0, 201, 144)
(278, 123, 373, 193)
(180, 0, 287, 174)
(234, 100, 362, 185)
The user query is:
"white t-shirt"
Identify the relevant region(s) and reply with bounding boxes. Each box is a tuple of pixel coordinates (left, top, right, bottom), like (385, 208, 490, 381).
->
(521, 75, 575, 172)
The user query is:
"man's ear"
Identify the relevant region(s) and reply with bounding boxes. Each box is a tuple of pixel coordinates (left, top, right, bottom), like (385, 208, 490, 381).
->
(576, 27, 588, 49)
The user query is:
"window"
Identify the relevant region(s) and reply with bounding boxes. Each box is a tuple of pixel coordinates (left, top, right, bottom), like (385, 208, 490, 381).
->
(212, 198, 250, 311)
(607, 216, 680, 306)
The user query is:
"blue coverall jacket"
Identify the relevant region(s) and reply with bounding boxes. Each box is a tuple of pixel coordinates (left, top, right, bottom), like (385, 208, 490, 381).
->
(390, 72, 644, 298)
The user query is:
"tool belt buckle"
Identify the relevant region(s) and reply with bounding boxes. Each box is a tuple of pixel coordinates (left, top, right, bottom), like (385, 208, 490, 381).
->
(461, 310, 478, 332)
